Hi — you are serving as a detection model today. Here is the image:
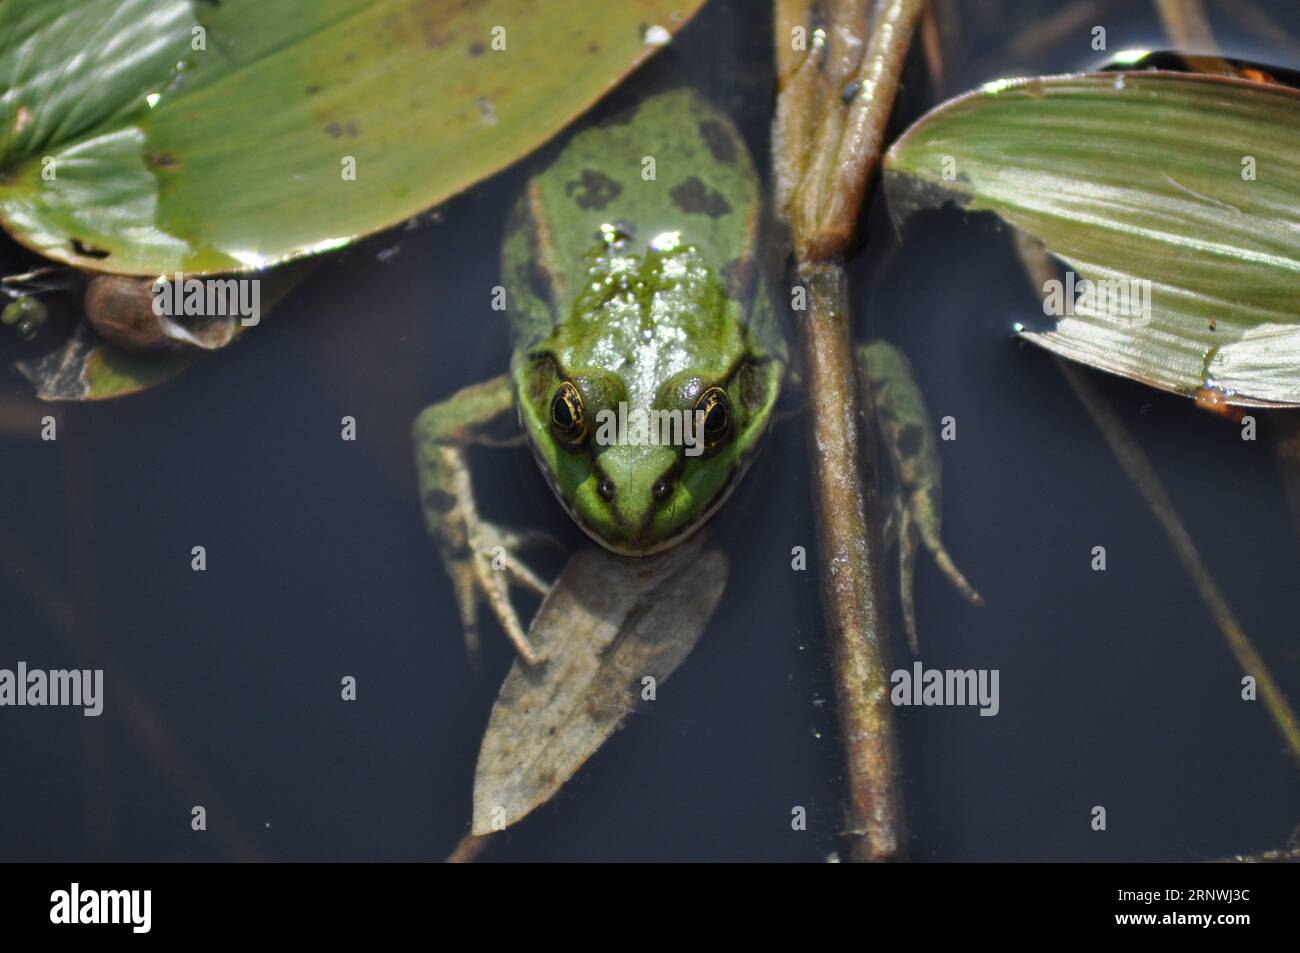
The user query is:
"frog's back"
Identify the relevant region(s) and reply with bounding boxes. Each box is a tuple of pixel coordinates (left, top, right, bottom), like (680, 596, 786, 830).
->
(501, 89, 771, 350)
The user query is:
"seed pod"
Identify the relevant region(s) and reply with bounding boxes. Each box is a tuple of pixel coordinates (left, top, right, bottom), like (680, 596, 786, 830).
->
(84, 275, 169, 350)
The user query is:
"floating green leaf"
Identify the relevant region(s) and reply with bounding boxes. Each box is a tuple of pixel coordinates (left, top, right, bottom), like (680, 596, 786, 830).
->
(0, 0, 705, 275)
(884, 71, 1300, 407)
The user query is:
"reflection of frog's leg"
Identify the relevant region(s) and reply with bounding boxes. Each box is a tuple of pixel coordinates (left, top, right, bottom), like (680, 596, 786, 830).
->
(897, 501, 921, 656)
(857, 341, 983, 654)
(413, 374, 548, 666)
(909, 484, 983, 618)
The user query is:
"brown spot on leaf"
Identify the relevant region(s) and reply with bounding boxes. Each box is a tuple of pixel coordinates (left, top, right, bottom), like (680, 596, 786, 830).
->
(670, 176, 731, 218)
(698, 120, 736, 164)
(326, 120, 359, 139)
(145, 150, 181, 170)
(565, 169, 622, 210)
(70, 238, 110, 260)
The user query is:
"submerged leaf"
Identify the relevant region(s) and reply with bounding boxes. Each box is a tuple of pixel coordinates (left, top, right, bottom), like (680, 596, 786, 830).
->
(16, 262, 312, 400)
(0, 0, 705, 275)
(884, 71, 1300, 407)
(472, 534, 728, 836)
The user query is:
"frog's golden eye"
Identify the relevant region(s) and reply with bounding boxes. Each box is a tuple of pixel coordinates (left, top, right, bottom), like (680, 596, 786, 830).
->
(550, 381, 589, 448)
(695, 386, 732, 452)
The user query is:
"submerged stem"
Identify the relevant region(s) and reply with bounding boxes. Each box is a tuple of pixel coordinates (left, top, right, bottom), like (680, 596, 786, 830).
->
(773, 0, 922, 861)
(800, 264, 903, 861)
(1058, 360, 1300, 770)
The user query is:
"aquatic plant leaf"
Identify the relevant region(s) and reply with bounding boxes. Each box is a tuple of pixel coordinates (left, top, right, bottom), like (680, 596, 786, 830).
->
(884, 71, 1300, 407)
(16, 263, 312, 400)
(0, 0, 705, 275)
(472, 534, 727, 836)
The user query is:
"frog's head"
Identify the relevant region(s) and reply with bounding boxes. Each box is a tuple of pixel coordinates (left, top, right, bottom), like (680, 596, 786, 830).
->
(518, 358, 780, 555)
(514, 245, 781, 555)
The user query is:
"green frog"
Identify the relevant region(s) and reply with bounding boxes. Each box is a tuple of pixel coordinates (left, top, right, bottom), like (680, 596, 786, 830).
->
(413, 89, 978, 664)
(860, 340, 984, 655)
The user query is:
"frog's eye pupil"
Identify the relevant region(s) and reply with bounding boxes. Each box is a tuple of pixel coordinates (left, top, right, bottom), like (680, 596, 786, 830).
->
(552, 395, 573, 428)
(550, 381, 588, 447)
(695, 386, 732, 452)
(704, 401, 727, 435)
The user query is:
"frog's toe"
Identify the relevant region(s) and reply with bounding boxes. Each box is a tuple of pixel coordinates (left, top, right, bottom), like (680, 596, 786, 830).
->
(497, 548, 549, 597)
(461, 520, 553, 664)
(899, 522, 921, 656)
(470, 548, 546, 665)
(447, 562, 484, 670)
(928, 542, 985, 608)
(498, 526, 565, 554)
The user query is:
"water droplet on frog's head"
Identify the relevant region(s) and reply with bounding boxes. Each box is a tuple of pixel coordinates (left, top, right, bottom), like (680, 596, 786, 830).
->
(642, 24, 671, 47)
(649, 230, 681, 252)
(598, 222, 633, 247)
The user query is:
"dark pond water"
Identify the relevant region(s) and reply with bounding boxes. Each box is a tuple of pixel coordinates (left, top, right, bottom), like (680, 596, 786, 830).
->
(2, 0, 1299, 861)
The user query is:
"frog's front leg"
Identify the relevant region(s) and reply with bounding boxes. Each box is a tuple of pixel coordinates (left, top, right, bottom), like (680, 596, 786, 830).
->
(412, 374, 550, 666)
(858, 341, 984, 655)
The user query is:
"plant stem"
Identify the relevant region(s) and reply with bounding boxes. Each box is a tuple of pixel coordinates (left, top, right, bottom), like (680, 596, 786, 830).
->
(1013, 228, 1300, 771)
(800, 263, 903, 861)
(1057, 359, 1300, 770)
(773, 0, 922, 862)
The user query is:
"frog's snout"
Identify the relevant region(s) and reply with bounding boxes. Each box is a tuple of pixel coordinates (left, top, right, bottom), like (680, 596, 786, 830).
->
(578, 444, 683, 551)
(592, 470, 673, 505)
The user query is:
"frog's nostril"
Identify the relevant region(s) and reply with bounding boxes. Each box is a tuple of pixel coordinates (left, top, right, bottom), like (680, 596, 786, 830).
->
(651, 477, 672, 502)
(597, 477, 616, 501)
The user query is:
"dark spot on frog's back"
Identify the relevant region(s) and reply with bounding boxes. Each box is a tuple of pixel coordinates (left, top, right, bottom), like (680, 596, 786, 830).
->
(698, 120, 737, 164)
(896, 424, 924, 459)
(424, 489, 457, 514)
(671, 177, 732, 219)
(565, 169, 622, 210)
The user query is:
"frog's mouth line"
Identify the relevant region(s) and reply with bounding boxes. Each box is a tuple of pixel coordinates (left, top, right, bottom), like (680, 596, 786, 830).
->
(564, 453, 755, 558)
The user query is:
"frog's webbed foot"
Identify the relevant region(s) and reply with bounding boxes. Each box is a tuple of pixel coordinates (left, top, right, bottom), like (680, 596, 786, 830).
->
(445, 517, 554, 668)
(413, 375, 554, 668)
(891, 490, 984, 657)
